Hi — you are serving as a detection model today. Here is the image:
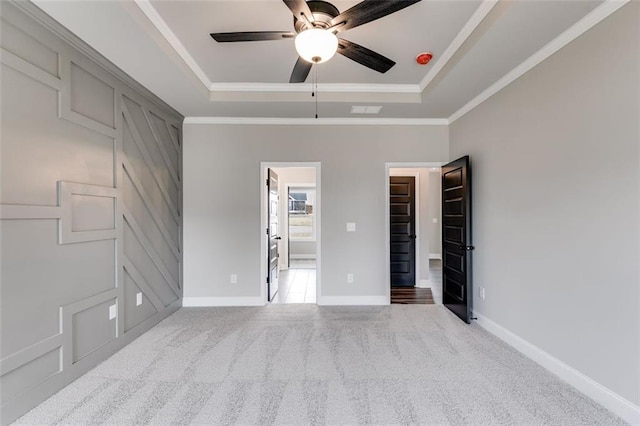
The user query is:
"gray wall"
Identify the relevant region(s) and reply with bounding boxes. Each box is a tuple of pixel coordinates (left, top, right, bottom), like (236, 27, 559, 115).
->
(0, 2, 183, 423)
(289, 241, 316, 259)
(183, 125, 448, 303)
(450, 3, 639, 406)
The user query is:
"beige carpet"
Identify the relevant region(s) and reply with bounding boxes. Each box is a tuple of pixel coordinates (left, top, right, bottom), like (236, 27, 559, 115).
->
(15, 305, 625, 425)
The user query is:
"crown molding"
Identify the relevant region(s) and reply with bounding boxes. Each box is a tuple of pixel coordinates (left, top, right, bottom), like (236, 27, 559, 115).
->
(209, 82, 420, 93)
(419, 0, 499, 92)
(134, 0, 212, 89)
(184, 117, 449, 126)
(448, 0, 630, 124)
(132, 0, 425, 103)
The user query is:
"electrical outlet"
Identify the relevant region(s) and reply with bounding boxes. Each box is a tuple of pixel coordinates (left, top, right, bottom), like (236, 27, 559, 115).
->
(346, 222, 356, 232)
(109, 304, 117, 320)
(230, 274, 238, 284)
(479, 287, 486, 300)
(347, 273, 354, 283)
(136, 292, 142, 306)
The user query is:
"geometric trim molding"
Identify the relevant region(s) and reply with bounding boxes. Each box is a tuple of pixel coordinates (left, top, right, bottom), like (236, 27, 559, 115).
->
(57, 181, 118, 244)
(60, 289, 118, 369)
(58, 58, 117, 138)
(0, 334, 63, 377)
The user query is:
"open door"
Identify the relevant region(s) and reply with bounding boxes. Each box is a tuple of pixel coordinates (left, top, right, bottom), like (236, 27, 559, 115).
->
(267, 169, 280, 301)
(441, 156, 473, 323)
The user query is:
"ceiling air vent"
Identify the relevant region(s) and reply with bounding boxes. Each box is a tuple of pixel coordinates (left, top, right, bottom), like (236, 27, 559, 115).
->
(350, 106, 383, 114)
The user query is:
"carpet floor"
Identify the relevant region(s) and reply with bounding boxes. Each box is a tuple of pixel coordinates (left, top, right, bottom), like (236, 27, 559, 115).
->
(15, 305, 625, 425)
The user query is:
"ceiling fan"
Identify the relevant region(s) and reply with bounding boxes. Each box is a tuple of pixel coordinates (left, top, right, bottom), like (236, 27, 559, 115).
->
(210, 0, 422, 83)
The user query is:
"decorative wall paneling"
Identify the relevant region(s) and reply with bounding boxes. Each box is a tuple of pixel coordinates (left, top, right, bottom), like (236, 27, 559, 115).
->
(0, 2, 183, 423)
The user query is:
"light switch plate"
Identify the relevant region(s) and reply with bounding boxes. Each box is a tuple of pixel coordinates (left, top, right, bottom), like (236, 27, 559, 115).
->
(109, 304, 117, 320)
(347, 222, 356, 232)
(136, 292, 142, 306)
(432, 218, 438, 224)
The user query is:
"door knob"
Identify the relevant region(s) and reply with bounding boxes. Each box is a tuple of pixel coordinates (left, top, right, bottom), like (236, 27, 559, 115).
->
(458, 245, 474, 250)
(409, 235, 416, 239)
(275, 236, 282, 240)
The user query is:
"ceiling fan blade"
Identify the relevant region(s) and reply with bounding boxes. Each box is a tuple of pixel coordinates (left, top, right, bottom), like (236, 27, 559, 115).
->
(330, 0, 421, 32)
(337, 39, 395, 73)
(283, 0, 315, 23)
(210, 31, 295, 42)
(289, 57, 313, 83)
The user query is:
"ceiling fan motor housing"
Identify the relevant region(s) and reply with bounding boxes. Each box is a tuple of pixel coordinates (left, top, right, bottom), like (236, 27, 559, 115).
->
(294, 0, 340, 33)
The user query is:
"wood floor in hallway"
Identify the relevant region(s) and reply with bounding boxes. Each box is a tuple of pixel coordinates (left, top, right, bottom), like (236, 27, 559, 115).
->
(391, 287, 434, 304)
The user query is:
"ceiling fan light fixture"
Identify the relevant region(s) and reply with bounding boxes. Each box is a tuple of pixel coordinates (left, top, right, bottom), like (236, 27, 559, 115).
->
(295, 28, 338, 64)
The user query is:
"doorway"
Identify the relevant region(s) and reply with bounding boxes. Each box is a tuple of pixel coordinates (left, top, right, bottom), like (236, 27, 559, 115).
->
(387, 164, 443, 304)
(261, 163, 320, 304)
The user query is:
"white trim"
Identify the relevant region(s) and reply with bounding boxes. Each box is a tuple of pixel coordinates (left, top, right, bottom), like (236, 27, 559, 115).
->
(416, 279, 432, 289)
(429, 254, 442, 260)
(475, 312, 640, 425)
(210, 82, 420, 94)
(448, 0, 630, 123)
(184, 117, 448, 126)
(386, 162, 445, 169)
(419, 0, 499, 91)
(317, 296, 387, 306)
(182, 297, 264, 307)
(133, 0, 212, 89)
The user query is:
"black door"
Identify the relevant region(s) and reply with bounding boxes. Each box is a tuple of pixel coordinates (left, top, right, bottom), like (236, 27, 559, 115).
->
(267, 169, 280, 301)
(441, 156, 473, 323)
(390, 176, 416, 287)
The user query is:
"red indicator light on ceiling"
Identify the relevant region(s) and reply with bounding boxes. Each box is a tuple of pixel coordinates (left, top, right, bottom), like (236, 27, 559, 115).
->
(416, 52, 433, 65)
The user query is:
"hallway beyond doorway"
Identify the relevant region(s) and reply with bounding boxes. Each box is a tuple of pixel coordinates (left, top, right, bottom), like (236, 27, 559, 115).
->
(271, 268, 316, 304)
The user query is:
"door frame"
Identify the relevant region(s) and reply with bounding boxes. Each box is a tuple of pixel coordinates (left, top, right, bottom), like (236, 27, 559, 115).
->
(385, 162, 442, 302)
(260, 162, 321, 304)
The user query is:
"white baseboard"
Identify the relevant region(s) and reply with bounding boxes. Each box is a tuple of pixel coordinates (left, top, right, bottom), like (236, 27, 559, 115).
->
(182, 297, 265, 307)
(429, 254, 442, 260)
(289, 254, 317, 260)
(416, 279, 431, 288)
(318, 296, 388, 305)
(474, 312, 640, 425)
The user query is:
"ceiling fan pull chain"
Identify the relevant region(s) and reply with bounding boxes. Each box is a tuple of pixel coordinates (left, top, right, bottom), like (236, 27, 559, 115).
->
(314, 67, 318, 119)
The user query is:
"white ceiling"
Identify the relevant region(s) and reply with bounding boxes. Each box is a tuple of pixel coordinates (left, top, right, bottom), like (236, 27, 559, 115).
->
(32, 0, 608, 120)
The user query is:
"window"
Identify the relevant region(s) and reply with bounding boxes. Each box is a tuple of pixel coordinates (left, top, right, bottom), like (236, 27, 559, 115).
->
(288, 187, 315, 240)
